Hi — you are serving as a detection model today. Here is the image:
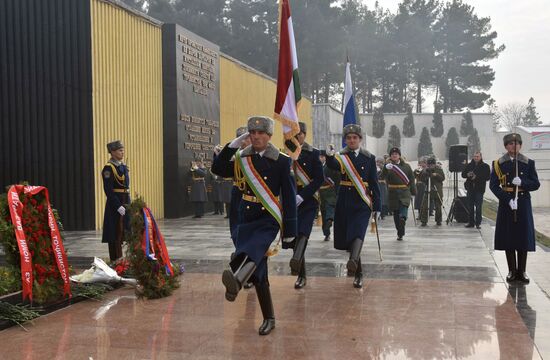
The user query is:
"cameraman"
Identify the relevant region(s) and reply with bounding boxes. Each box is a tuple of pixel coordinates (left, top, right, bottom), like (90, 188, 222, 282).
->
(461, 151, 490, 229)
(420, 156, 445, 226)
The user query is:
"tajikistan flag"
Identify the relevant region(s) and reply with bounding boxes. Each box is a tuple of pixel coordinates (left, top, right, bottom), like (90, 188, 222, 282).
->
(274, 0, 301, 155)
(342, 60, 357, 147)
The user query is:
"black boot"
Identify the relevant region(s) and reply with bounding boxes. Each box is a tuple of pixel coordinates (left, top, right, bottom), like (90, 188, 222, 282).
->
(505, 250, 517, 283)
(353, 260, 363, 288)
(294, 261, 306, 289)
(255, 281, 275, 335)
(222, 255, 256, 301)
(517, 251, 530, 284)
(289, 235, 308, 273)
(347, 238, 363, 273)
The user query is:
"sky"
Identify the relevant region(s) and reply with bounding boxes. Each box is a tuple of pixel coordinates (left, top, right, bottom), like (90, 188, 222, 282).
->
(360, 0, 550, 123)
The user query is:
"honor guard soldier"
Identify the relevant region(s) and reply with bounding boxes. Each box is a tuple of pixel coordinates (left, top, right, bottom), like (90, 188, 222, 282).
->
(490, 133, 540, 284)
(325, 124, 380, 288)
(211, 116, 297, 335)
(319, 150, 340, 241)
(189, 160, 207, 218)
(419, 156, 445, 226)
(210, 170, 224, 215)
(283, 122, 323, 289)
(381, 147, 416, 240)
(102, 140, 130, 261)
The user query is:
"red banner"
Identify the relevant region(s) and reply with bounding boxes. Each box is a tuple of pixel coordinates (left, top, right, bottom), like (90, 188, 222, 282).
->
(7, 185, 71, 301)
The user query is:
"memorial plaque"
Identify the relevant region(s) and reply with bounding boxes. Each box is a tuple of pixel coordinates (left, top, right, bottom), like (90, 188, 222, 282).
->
(163, 24, 220, 217)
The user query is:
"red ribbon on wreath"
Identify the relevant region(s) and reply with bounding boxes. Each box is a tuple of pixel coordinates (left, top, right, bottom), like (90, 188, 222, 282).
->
(7, 185, 71, 301)
(142, 207, 174, 276)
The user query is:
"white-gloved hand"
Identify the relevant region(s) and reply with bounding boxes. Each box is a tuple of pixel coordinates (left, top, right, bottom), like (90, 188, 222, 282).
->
(372, 211, 380, 221)
(214, 144, 223, 155)
(512, 177, 522, 186)
(117, 206, 126, 216)
(229, 132, 250, 149)
(385, 163, 393, 170)
(509, 199, 518, 210)
(283, 237, 295, 243)
(296, 195, 304, 207)
(326, 144, 335, 157)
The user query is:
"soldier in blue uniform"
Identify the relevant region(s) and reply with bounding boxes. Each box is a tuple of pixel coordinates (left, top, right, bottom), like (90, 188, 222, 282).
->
(102, 140, 130, 261)
(490, 133, 540, 284)
(319, 150, 339, 241)
(212, 116, 297, 335)
(189, 160, 207, 218)
(282, 122, 323, 289)
(325, 124, 381, 288)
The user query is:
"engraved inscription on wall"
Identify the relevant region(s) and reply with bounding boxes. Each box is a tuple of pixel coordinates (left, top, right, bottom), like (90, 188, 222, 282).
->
(178, 34, 217, 97)
(180, 113, 220, 167)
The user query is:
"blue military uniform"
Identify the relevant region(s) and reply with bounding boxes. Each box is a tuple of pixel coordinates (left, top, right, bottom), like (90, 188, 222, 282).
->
(490, 133, 540, 284)
(101, 141, 130, 261)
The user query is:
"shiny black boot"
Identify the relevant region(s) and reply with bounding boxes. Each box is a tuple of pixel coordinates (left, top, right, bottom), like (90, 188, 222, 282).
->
(517, 251, 530, 284)
(255, 281, 275, 335)
(294, 261, 306, 289)
(347, 238, 363, 273)
(222, 255, 256, 302)
(505, 250, 517, 283)
(353, 260, 363, 288)
(289, 235, 308, 273)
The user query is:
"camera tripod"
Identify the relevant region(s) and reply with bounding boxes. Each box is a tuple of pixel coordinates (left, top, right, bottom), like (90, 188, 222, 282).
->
(419, 174, 449, 225)
(446, 172, 469, 224)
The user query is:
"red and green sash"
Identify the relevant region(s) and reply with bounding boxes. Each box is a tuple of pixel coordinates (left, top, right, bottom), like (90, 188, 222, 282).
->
(335, 153, 372, 209)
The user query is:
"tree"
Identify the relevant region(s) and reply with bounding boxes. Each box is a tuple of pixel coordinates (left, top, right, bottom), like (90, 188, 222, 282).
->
(387, 125, 401, 153)
(498, 102, 526, 131)
(522, 97, 542, 126)
(417, 127, 433, 158)
(460, 110, 474, 136)
(402, 107, 415, 137)
(430, 102, 444, 137)
(486, 98, 501, 130)
(445, 127, 460, 157)
(372, 107, 385, 138)
(467, 129, 481, 157)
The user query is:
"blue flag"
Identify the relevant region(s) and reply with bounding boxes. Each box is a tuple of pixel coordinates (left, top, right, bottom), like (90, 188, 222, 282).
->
(342, 61, 357, 147)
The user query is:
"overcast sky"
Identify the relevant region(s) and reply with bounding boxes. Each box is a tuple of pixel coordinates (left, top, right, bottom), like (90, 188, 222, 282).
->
(360, 0, 550, 123)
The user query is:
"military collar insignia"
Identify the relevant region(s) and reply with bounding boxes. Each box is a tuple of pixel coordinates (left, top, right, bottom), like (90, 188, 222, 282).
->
(340, 146, 371, 158)
(499, 153, 528, 165)
(301, 142, 313, 152)
(240, 143, 280, 161)
(109, 158, 124, 166)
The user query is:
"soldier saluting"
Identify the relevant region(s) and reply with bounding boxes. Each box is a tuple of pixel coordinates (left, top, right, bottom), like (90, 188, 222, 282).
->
(325, 124, 380, 288)
(211, 116, 297, 335)
(102, 140, 130, 261)
(490, 133, 540, 284)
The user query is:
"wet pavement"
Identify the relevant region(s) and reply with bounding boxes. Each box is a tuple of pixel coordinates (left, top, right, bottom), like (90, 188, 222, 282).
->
(1, 204, 550, 359)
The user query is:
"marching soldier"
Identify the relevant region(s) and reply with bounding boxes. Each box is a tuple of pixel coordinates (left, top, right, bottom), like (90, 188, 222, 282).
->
(380, 147, 416, 241)
(419, 156, 445, 226)
(319, 150, 339, 241)
(490, 133, 540, 284)
(325, 124, 380, 288)
(102, 140, 130, 261)
(283, 122, 323, 289)
(189, 160, 207, 218)
(211, 116, 297, 335)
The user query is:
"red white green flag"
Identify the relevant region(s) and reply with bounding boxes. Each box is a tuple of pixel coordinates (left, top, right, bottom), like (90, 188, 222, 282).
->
(275, 0, 301, 146)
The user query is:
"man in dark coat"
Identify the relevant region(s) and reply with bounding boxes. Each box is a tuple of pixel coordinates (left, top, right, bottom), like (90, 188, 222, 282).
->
(319, 150, 339, 241)
(376, 157, 389, 219)
(283, 122, 323, 289)
(212, 116, 297, 335)
(325, 124, 381, 288)
(210, 171, 224, 215)
(462, 151, 491, 229)
(380, 147, 416, 240)
(102, 140, 130, 261)
(419, 157, 445, 226)
(490, 133, 540, 284)
(189, 160, 207, 218)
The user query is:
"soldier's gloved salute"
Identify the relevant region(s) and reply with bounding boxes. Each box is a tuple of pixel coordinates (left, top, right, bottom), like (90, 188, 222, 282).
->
(490, 133, 540, 284)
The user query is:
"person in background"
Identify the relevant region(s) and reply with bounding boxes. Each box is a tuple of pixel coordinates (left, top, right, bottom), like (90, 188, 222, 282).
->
(319, 150, 339, 241)
(462, 151, 490, 229)
(189, 159, 207, 218)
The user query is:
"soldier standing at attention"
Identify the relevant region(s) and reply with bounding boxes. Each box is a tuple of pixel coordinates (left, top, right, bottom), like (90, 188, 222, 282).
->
(325, 124, 380, 288)
(102, 140, 130, 261)
(211, 116, 297, 335)
(490, 133, 539, 284)
(189, 159, 207, 218)
(283, 122, 323, 289)
(381, 147, 416, 241)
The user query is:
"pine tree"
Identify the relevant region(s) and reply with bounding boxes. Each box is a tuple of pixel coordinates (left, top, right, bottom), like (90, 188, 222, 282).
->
(372, 108, 386, 138)
(445, 127, 460, 157)
(460, 110, 474, 136)
(430, 102, 444, 137)
(402, 107, 415, 137)
(522, 97, 542, 126)
(417, 127, 433, 158)
(387, 125, 401, 153)
(467, 129, 481, 157)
